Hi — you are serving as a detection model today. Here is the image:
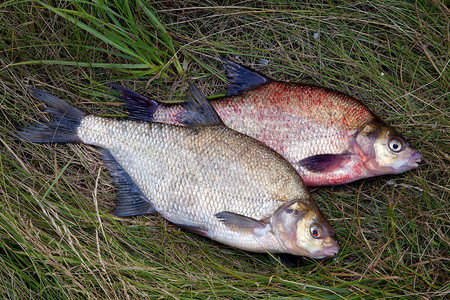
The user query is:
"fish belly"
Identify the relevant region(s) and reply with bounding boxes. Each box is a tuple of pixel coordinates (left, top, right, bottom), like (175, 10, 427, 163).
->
(76, 115, 306, 252)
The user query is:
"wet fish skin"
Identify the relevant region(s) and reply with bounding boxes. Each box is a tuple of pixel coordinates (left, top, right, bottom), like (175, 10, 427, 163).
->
(126, 60, 421, 186)
(15, 86, 339, 259)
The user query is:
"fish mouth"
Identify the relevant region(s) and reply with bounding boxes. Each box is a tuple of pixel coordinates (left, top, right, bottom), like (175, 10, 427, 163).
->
(311, 243, 340, 259)
(407, 152, 422, 168)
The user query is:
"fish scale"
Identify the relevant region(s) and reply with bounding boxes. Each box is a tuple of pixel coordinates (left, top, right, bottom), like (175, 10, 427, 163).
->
(16, 86, 340, 259)
(77, 115, 305, 251)
(154, 82, 366, 156)
(142, 61, 420, 186)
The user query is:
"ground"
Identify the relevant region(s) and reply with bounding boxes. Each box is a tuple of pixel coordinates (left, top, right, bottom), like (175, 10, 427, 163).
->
(0, 1, 448, 299)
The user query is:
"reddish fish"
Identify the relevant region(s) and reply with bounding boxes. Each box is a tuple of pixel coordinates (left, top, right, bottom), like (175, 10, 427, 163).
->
(108, 60, 421, 186)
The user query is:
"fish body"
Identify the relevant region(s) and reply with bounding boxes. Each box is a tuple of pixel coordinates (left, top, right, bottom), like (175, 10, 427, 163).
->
(15, 85, 339, 259)
(127, 60, 421, 186)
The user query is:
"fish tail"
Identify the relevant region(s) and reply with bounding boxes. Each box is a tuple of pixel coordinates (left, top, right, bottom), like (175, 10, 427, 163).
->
(221, 58, 271, 96)
(14, 89, 86, 143)
(105, 83, 160, 122)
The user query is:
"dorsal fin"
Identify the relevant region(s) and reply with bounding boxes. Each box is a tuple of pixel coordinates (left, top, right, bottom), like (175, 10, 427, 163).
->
(178, 83, 224, 127)
(105, 83, 161, 122)
(221, 58, 271, 96)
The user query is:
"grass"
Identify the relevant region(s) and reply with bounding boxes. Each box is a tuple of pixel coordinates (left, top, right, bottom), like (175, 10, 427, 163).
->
(0, 0, 449, 298)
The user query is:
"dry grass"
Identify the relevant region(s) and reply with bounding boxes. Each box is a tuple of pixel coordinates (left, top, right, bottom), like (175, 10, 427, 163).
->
(0, 0, 448, 299)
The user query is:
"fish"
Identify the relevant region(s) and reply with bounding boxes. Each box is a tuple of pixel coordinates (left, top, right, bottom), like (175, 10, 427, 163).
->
(110, 60, 421, 186)
(14, 84, 339, 259)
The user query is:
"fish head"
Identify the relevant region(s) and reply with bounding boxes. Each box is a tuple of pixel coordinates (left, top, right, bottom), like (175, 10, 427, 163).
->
(272, 200, 339, 259)
(352, 121, 421, 175)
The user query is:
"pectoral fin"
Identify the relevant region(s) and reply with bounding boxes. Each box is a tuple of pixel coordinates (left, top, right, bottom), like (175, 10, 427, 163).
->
(297, 153, 353, 173)
(215, 211, 271, 237)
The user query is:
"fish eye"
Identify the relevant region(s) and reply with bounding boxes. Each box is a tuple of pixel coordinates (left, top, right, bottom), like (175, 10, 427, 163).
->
(310, 224, 323, 239)
(388, 138, 403, 152)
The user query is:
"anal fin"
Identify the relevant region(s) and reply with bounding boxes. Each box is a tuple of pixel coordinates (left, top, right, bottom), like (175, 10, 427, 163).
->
(215, 211, 271, 237)
(297, 153, 353, 173)
(100, 149, 156, 217)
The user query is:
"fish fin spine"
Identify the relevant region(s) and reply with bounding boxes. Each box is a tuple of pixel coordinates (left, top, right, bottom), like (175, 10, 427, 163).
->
(14, 89, 86, 143)
(221, 58, 271, 96)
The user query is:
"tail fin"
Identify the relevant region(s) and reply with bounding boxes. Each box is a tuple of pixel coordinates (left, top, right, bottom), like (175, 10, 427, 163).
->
(221, 58, 271, 96)
(105, 83, 160, 122)
(15, 89, 86, 143)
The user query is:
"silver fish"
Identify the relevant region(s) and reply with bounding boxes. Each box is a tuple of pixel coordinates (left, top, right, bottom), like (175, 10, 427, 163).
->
(109, 60, 421, 186)
(15, 84, 339, 259)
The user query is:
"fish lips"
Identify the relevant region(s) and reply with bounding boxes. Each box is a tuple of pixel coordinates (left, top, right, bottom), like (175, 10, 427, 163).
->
(386, 150, 422, 175)
(311, 243, 340, 259)
(407, 151, 422, 169)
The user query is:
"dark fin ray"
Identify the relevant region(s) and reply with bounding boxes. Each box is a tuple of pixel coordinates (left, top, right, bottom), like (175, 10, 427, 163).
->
(297, 153, 353, 173)
(221, 58, 271, 96)
(105, 83, 161, 122)
(178, 83, 224, 127)
(100, 149, 156, 217)
(14, 89, 85, 143)
(171, 222, 209, 237)
(215, 211, 267, 235)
